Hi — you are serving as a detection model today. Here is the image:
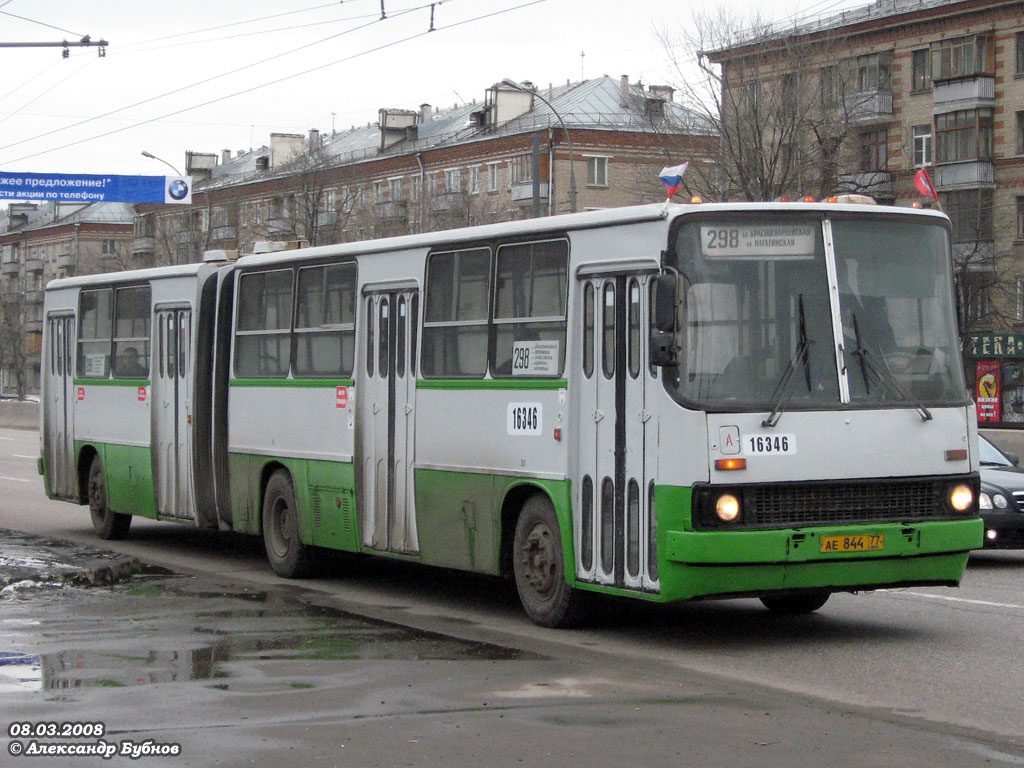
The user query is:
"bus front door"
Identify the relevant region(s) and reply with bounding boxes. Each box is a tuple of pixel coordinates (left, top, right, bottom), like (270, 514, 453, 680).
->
(152, 307, 194, 521)
(575, 273, 659, 592)
(361, 289, 419, 554)
(44, 314, 77, 499)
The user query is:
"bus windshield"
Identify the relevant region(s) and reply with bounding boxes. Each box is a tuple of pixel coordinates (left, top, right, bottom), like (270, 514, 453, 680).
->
(666, 214, 968, 411)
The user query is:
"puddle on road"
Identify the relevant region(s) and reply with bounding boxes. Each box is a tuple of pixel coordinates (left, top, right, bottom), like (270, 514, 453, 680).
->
(0, 573, 525, 695)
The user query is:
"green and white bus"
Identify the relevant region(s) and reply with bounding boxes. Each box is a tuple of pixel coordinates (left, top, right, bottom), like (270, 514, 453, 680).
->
(40, 201, 982, 626)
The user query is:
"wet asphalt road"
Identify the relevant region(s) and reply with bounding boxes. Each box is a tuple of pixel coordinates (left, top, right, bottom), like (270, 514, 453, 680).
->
(1, 426, 1023, 767)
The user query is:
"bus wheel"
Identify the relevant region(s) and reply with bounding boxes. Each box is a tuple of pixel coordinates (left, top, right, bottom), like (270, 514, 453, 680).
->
(760, 593, 830, 614)
(87, 455, 131, 540)
(513, 494, 581, 628)
(262, 470, 313, 578)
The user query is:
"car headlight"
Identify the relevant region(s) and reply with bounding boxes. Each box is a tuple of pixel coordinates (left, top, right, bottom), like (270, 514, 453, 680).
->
(948, 483, 974, 513)
(994, 493, 1009, 509)
(980, 492, 992, 510)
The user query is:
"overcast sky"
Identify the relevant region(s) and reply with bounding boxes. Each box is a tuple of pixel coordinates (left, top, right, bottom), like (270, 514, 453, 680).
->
(0, 0, 872, 181)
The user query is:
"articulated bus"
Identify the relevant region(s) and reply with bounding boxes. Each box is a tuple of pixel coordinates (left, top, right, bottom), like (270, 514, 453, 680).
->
(39, 201, 982, 626)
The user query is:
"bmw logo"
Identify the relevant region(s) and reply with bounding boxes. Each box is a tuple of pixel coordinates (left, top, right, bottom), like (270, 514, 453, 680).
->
(167, 178, 189, 200)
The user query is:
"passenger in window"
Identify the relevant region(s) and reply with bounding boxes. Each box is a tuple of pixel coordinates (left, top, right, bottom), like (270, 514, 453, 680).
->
(119, 347, 147, 377)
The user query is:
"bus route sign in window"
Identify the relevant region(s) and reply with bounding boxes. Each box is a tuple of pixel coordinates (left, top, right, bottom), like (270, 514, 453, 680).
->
(700, 224, 817, 259)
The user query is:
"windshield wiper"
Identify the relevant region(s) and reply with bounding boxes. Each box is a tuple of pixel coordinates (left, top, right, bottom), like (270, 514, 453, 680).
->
(849, 313, 932, 422)
(762, 294, 812, 428)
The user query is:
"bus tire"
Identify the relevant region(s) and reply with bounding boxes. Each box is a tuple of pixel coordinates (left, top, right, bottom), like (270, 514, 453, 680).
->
(262, 469, 314, 578)
(760, 592, 830, 614)
(87, 454, 131, 540)
(512, 494, 582, 628)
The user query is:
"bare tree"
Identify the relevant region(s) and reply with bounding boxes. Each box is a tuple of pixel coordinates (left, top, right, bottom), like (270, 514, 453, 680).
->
(658, 7, 867, 202)
(0, 291, 27, 399)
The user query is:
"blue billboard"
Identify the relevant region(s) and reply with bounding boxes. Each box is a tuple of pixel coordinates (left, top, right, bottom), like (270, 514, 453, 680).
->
(0, 172, 192, 204)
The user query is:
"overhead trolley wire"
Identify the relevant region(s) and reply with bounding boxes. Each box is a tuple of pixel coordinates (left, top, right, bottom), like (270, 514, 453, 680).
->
(0, 0, 548, 166)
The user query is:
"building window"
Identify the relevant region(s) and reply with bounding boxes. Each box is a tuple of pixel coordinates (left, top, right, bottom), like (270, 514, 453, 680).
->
(858, 129, 888, 172)
(373, 180, 386, 203)
(1017, 112, 1024, 155)
(586, 156, 609, 187)
(1017, 197, 1024, 241)
(389, 177, 403, 202)
(444, 168, 461, 193)
(820, 65, 841, 106)
(913, 125, 933, 167)
(101, 239, 117, 257)
(1017, 32, 1024, 75)
(942, 188, 993, 242)
(856, 52, 891, 92)
(323, 187, 336, 212)
(1017, 279, 1024, 322)
(487, 162, 500, 192)
(931, 35, 993, 82)
(935, 109, 993, 163)
(469, 166, 480, 195)
(510, 155, 532, 185)
(911, 49, 931, 92)
(410, 178, 421, 204)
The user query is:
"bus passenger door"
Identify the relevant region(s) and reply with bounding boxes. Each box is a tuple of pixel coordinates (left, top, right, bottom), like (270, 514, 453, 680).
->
(361, 288, 419, 554)
(44, 314, 76, 499)
(574, 273, 658, 592)
(152, 307, 194, 521)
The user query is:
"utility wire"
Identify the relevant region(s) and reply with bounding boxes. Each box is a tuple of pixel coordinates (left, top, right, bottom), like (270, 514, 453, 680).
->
(0, 0, 548, 166)
(0, 9, 84, 38)
(0, 3, 435, 155)
(0, 55, 94, 129)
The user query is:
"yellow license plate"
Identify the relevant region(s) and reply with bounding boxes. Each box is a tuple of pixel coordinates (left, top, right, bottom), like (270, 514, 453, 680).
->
(819, 534, 884, 553)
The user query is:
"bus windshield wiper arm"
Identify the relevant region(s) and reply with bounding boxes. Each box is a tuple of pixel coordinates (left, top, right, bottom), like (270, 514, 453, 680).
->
(850, 313, 932, 422)
(762, 294, 812, 428)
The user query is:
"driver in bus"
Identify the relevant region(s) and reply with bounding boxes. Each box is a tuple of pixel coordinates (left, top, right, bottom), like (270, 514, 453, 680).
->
(119, 346, 147, 377)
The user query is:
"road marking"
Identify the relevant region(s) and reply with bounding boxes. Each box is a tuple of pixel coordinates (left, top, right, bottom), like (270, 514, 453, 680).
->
(0, 476, 29, 483)
(12, 454, 35, 459)
(0, 437, 13, 441)
(897, 590, 1024, 611)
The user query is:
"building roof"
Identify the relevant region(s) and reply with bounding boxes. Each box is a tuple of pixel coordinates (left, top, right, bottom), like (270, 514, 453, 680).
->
(0, 201, 135, 235)
(199, 75, 708, 192)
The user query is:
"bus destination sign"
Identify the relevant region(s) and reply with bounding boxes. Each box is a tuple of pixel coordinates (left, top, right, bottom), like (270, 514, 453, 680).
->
(701, 224, 816, 259)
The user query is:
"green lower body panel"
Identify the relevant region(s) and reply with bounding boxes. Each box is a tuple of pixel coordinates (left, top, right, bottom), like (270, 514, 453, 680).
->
(227, 453, 358, 552)
(74, 441, 156, 519)
(647, 484, 982, 603)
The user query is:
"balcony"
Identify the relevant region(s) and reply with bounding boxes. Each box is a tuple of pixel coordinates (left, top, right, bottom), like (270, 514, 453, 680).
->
(56, 253, 75, 270)
(511, 181, 550, 205)
(131, 236, 155, 254)
(1, 261, 19, 276)
(265, 217, 294, 235)
(933, 76, 994, 115)
(23, 319, 42, 333)
(374, 201, 407, 222)
(209, 225, 237, 243)
(953, 240, 995, 265)
(836, 171, 893, 198)
(933, 161, 994, 191)
(844, 90, 893, 124)
(24, 290, 43, 304)
(24, 257, 42, 273)
(431, 193, 462, 213)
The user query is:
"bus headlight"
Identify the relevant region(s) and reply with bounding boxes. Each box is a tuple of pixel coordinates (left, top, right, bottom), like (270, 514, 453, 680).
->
(948, 484, 974, 513)
(715, 493, 741, 522)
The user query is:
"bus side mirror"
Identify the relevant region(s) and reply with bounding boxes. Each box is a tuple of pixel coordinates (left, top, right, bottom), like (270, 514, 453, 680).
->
(650, 331, 677, 367)
(653, 274, 677, 332)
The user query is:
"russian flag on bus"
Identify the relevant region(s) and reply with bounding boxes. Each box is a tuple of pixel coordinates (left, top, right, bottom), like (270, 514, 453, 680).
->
(660, 162, 689, 201)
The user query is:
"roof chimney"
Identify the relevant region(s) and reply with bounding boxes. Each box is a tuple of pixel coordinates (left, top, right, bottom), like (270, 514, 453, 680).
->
(221, 149, 231, 165)
(308, 128, 320, 149)
(620, 75, 630, 107)
(420, 103, 432, 123)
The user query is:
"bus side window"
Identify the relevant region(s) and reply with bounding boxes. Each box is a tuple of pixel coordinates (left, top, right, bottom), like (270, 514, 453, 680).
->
(422, 248, 490, 378)
(367, 296, 375, 377)
(602, 282, 615, 379)
(77, 288, 113, 379)
(628, 278, 640, 379)
(111, 285, 151, 379)
(294, 262, 356, 378)
(166, 314, 177, 379)
(178, 313, 188, 379)
(378, 297, 389, 377)
(396, 296, 406, 378)
(492, 239, 568, 378)
(409, 294, 419, 378)
(158, 317, 164, 378)
(234, 269, 293, 378)
(583, 282, 594, 378)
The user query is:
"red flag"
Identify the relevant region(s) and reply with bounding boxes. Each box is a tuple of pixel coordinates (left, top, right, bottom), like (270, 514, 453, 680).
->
(914, 168, 939, 201)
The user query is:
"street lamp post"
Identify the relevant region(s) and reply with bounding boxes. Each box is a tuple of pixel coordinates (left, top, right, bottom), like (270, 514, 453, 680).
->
(500, 78, 577, 213)
(141, 150, 183, 176)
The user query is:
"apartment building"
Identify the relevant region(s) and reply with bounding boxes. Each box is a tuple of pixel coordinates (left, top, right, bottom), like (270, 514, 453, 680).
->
(0, 201, 135, 395)
(131, 74, 712, 263)
(708, 0, 1024, 427)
